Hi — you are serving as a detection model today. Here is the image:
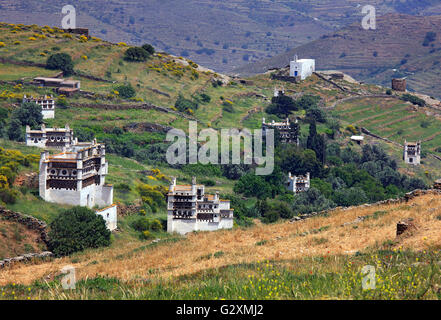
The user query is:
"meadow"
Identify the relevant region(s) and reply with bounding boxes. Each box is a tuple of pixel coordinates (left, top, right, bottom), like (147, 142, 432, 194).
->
(1, 191, 441, 299)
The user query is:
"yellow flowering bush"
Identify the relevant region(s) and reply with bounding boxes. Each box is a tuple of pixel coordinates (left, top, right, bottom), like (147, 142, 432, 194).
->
(79, 35, 88, 42)
(0, 42, 5, 48)
(28, 37, 37, 41)
(63, 33, 73, 38)
(81, 55, 88, 60)
(13, 41, 21, 45)
(117, 42, 127, 47)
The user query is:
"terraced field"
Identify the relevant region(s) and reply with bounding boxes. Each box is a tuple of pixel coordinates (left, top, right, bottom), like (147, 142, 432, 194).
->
(332, 97, 441, 155)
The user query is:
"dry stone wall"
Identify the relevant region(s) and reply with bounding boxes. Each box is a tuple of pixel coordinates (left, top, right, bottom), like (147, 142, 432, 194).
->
(290, 189, 441, 222)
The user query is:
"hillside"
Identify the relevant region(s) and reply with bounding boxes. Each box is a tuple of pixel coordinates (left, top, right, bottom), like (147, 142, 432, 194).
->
(1, 21, 441, 300)
(234, 14, 441, 99)
(1, 190, 441, 299)
(0, 219, 46, 260)
(1, 1, 441, 73)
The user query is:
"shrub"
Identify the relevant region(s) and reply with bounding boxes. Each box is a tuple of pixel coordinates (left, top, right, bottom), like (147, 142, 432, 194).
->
(402, 93, 426, 107)
(141, 230, 154, 240)
(201, 179, 216, 186)
(174, 94, 198, 113)
(115, 84, 136, 99)
(0, 187, 19, 204)
(199, 93, 211, 103)
(141, 43, 155, 55)
(150, 219, 163, 231)
(124, 47, 150, 62)
(46, 53, 74, 76)
(48, 207, 111, 257)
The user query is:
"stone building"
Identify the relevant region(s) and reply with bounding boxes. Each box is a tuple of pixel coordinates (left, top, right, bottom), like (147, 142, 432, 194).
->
(403, 140, 421, 165)
(290, 55, 315, 80)
(39, 139, 116, 230)
(262, 117, 299, 145)
(26, 124, 75, 149)
(167, 177, 234, 235)
(286, 172, 310, 194)
(392, 78, 407, 92)
(23, 95, 55, 119)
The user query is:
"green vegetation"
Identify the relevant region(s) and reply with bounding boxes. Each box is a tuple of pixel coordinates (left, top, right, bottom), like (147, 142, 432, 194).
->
(46, 53, 74, 75)
(2, 248, 440, 300)
(402, 93, 426, 107)
(124, 47, 150, 62)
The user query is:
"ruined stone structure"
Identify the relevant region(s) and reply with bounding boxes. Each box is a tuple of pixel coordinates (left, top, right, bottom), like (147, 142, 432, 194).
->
(286, 172, 310, 194)
(23, 95, 55, 119)
(262, 117, 299, 144)
(404, 140, 421, 165)
(392, 78, 407, 92)
(290, 55, 315, 80)
(26, 124, 75, 149)
(167, 177, 234, 235)
(39, 139, 116, 230)
(65, 28, 89, 37)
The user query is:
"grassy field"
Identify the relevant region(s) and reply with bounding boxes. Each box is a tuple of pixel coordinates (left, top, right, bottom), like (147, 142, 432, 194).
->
(1, 191, 441, 299)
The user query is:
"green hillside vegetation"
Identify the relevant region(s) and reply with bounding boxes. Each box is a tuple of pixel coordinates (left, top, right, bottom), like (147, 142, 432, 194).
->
(0, 21, 440, 250)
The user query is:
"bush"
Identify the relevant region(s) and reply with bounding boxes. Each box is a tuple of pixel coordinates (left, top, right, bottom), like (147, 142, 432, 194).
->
(48, 207, 111, 257)
(174, 94, 199, 113)
(141, 44, 155, 55)
(0, 187, 19, 204)
(12, 101, 43, 128)
(402, 93, 426, 107)
(199, 93, 211, 103)
(124, 47, 150, 62)
(46, 53, 74, 76)
(115, 84, 136, 99)
(201, 179, 216, 186)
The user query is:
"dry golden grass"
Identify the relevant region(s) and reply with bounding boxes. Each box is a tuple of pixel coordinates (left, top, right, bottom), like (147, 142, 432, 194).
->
(2, 192, 441, 286)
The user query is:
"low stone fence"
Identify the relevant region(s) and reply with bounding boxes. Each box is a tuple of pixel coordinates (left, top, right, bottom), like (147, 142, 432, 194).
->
(0, 252, 53, 269)
(0, 207, 49, 245)
(291, 189, 441, 222)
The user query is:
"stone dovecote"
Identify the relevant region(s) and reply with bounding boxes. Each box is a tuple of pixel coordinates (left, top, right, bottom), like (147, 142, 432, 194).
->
(167, 177, 234, 235)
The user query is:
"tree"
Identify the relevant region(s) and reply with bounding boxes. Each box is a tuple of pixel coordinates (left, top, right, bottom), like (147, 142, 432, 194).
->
(233, 173, 272, 199)
(307, 121, 326, 164)
(46, 53, 74, 75)
(266, 95, 297, 118)
(12, 102, 43, 128)
(124, 47, 150, 61)
(7, 118, 24, 141)
(48, 206, 111, 257)
(306, 107, 326, 123)
(115, 84, 136, 98)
